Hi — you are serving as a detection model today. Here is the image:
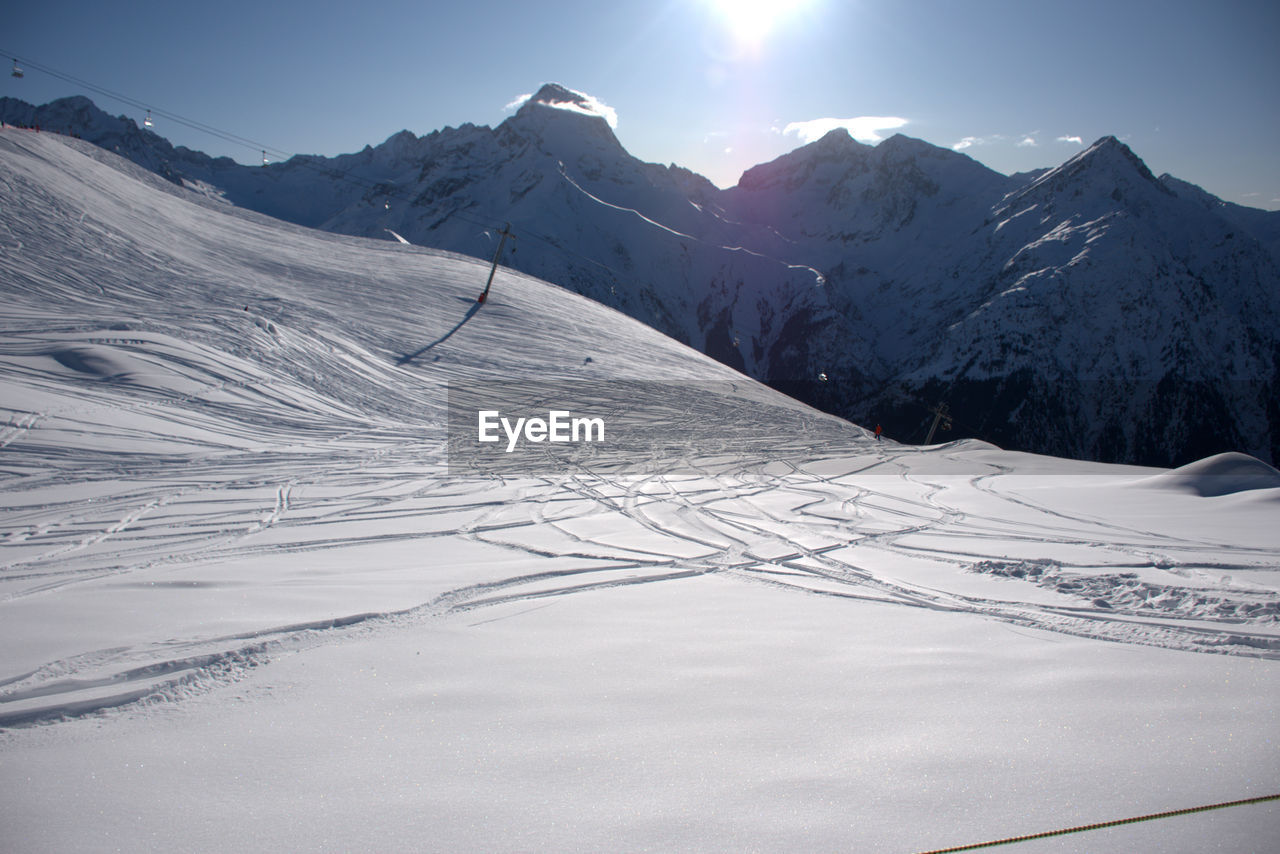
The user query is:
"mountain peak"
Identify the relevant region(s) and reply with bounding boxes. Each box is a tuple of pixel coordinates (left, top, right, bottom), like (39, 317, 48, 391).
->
(877, 133, 943, 158)
(1003, 133, 1171, 211)
(733, 125, 876, 191)
(809, 127, 871, 157)
(503, 83, 625, 160)
(1072, 135, 1160, 183)
(529, 83, 587, 107)
(815, 126, 853, 145)
(515, 83, 617, 129)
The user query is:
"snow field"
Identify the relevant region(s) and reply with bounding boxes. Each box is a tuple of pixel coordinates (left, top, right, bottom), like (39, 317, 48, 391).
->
(1, 128, 1278, 852)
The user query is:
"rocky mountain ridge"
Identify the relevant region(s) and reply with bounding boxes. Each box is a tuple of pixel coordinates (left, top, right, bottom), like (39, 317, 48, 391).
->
(5, 87, 1277, 465)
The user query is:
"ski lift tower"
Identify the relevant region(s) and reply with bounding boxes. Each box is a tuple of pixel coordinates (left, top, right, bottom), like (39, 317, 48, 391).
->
(924, 402, 952, 445)
(477, 223, 514, 304)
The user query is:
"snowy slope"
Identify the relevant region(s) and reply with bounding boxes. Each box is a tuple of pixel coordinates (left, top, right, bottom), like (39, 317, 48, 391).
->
(0, 89, 833, 381)
(2, 128, 1279, 853)
(5, 92, 1278, 468)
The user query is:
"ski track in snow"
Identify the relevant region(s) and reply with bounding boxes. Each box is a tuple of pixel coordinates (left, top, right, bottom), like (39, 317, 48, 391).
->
(3, 431, 1277, 728)
(1, 128, 1278, 730)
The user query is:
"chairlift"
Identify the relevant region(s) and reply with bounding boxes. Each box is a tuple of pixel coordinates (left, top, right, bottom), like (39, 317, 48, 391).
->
(143, 110, 153, 128)
(11, 59, 23, 79)
(262, 150, 269, 165)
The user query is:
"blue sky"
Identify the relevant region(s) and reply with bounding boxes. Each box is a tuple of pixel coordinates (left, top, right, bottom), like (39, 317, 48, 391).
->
(4, 0, 1277, 208)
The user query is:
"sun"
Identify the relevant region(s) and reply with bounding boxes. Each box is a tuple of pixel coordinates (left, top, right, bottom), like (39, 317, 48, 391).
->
(707, 0, 811, 50)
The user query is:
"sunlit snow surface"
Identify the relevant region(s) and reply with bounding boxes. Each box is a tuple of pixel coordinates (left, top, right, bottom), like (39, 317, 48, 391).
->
(1, 130, 1278, 852)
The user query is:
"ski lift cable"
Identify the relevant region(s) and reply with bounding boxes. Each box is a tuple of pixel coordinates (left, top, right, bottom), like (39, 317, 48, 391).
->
(1, 53, 897, 429)
(0, 50, 795, 323)
(0, 51, 696, 276)
(0, 50, 292, 159)
(0, 51, 690, 295)
(0, 50, 684, 271)
(5, 51, 282, 155)
(0, 50, 487, 228)
(0, 53, 805, 300)
(517, 226, 626, 278)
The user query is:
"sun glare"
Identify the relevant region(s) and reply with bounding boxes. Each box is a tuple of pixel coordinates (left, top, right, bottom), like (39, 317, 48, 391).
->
(708, 0, 811, 50)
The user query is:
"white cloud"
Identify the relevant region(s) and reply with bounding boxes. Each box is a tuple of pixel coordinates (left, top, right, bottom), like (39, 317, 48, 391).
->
(951, 134, 1004, 151)
(562, 92, 619, 129)
(505, 93, 533, 111)
(1057, 135, 1084, 145)
(504, 88, 619, 129)
(783, 116, 909, 145)
(1017, 136, 1038, 147)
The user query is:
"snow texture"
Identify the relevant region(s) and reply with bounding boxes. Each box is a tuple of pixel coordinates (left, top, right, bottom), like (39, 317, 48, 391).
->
(7, 93, 1279, 468)
(1, 128, 1278, 852)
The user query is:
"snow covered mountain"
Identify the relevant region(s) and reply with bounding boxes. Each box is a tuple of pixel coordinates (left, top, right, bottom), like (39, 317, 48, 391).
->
(718, 131, 1280, 465)
(2, 123, 1279, 853)
(5, 89, 1278, 466)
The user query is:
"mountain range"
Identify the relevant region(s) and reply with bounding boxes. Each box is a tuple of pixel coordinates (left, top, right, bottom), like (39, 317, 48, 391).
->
(5, 84, 1278, 465)
(4, 117, 1279, 853)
